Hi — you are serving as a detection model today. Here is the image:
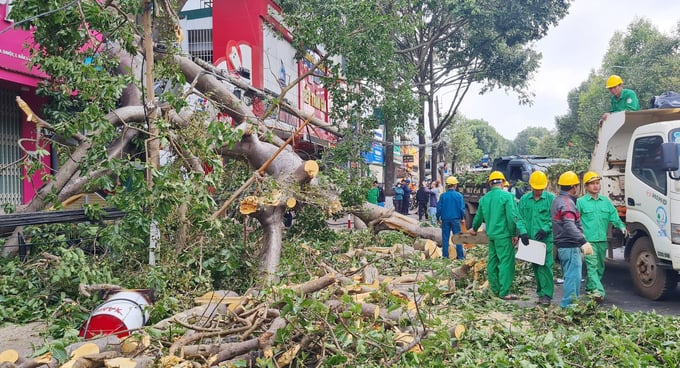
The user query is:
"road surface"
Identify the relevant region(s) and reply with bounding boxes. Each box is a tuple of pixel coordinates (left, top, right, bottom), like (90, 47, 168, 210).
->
(598, 255, 680, 315)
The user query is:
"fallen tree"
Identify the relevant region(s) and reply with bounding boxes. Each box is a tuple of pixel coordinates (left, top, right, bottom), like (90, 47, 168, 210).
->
(1, 0, 433, 282)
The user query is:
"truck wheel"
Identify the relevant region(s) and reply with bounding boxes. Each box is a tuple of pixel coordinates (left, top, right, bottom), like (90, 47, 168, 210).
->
(629, 236, 678, 300)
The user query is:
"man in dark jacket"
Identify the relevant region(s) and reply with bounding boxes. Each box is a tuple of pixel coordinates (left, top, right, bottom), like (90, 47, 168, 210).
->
(551, 171, 593, 308)
(415, 181, 429, 220)
(401, 179, 412, 215)
(376, 181, 386, 207)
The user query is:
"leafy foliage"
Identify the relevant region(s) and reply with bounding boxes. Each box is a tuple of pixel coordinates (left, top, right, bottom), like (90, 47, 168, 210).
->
(442, 115, 483, 171)
(467, 119, 510, 159)
(3, 224, 680, 366)
(286, 206, 338, 243)
(508, 126, 551, 155)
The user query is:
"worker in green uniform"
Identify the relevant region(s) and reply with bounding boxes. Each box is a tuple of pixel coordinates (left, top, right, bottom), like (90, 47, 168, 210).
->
(366, 180, 379, 205)
(469, 171, 528, 300)
(576, 171, 627, 303)
(517, 171, 555, 306)
(604, 74, 639, 116)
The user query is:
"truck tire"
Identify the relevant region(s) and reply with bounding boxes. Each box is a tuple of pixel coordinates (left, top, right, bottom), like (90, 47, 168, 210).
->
(629, 236, 678, 300)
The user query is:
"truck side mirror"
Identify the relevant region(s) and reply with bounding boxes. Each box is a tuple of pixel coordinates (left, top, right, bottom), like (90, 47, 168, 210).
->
(660, 143, 680, 172)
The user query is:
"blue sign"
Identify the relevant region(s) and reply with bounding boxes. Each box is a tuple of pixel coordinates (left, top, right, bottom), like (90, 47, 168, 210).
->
(362, 142, 384, 164)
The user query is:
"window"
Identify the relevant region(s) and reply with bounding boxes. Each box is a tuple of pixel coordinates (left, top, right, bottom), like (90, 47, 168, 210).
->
(0, 88, 22, 206)
(632, 135, 666, 194)
(188, 29, 213, 64)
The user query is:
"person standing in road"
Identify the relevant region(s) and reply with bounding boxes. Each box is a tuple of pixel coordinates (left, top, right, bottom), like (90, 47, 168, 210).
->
(366, 180, 379, 205)
(376, 181, 386, 207)
(602, 75, 639, 120)
(551, 171, 593, 308)
(393, 181, 404, 213)
(434, 180, 442, 200)
(469, 171, 528, 300)
(576, 171, 627, 303)
(416, 181, 429, 221)
(401, 179, 412, 215)
(436, 176, 465, 259)
(518, 171, 555, 306)
(428, 181, 439, 226)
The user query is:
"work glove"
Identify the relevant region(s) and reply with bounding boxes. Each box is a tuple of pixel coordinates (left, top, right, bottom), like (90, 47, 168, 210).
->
(520, 233, 530, 246)
(621, 228, 629, 238)
(581, 242, 594, 256)
(534, 229, 547, 242)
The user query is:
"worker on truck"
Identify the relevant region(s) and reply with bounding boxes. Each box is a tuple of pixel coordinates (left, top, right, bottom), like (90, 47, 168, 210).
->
(517, 171, 555, 306)
(603, 75, 639, 119)
(551, 171, 593, 308)
(576, 171, 628, 303)
(469, 171, 528, 300)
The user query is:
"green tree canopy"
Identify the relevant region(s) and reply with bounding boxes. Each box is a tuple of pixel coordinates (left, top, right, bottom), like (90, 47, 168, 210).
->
(466, 119, 509, 159)
(509, 126, 551, 155)
(442, 115, 482, 171)
(393, 0, 572, 180)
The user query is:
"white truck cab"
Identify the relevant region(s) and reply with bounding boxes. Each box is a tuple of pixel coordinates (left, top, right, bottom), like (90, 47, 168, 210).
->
(592, 109, 680, 300)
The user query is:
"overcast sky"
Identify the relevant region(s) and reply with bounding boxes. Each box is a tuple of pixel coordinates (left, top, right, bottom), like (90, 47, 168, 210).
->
(457, 0, 680, 140)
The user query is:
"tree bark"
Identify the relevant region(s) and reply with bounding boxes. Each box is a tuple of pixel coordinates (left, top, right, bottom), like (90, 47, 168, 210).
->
(353, 203, 441, 243)
(253, 205, 286, 283)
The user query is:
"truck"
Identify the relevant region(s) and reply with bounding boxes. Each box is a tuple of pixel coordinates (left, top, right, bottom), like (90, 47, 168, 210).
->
(591, 108, 680, 300)
(460, 155, 570, 224)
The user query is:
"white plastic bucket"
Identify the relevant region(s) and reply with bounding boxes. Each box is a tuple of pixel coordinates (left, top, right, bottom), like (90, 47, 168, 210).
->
(79, 290, 151, 338)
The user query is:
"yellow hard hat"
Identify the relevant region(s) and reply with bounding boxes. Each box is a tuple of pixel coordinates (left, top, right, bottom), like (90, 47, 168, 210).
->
(558, 171, 580, 186)
(583, 171, 601, 184)
(606, 75, 623, 89)
(529, 171, 548, 190)
(488, 171, 506, 183)
(446, 176, 459, 185)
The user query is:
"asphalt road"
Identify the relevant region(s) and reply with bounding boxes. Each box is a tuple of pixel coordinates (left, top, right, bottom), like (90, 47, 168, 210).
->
(597, 256, 680, 316)
(531, 249, 680, 315)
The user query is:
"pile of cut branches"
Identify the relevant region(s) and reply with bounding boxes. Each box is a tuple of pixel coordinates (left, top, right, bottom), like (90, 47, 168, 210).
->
(2, 234, 680, 367)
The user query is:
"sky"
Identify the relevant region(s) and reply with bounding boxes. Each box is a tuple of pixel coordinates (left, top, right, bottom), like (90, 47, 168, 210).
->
(456, 0, 680, 140)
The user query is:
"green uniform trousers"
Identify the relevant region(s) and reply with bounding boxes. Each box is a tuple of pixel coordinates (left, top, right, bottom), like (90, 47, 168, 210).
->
(533, 240, 554, 298)
(487, 237, 516, 297)
(584, 241, 608, 297)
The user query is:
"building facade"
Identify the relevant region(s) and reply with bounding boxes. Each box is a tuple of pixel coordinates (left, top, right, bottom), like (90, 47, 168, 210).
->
(0, 1, 49, 208)
(180, 0, 338, 158)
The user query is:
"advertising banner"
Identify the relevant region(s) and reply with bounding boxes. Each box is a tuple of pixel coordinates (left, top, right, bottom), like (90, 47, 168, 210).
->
(0, 3, 45, 86)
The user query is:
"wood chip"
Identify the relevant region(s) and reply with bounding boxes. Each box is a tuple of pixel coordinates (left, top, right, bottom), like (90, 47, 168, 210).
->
(0, 350, 19, 364)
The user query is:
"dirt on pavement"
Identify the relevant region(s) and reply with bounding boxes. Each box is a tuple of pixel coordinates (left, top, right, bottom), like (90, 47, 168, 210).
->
(0, 322, 49, 358)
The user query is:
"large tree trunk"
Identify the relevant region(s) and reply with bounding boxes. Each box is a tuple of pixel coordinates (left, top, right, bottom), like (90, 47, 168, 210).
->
(253, 205, 286, 282)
